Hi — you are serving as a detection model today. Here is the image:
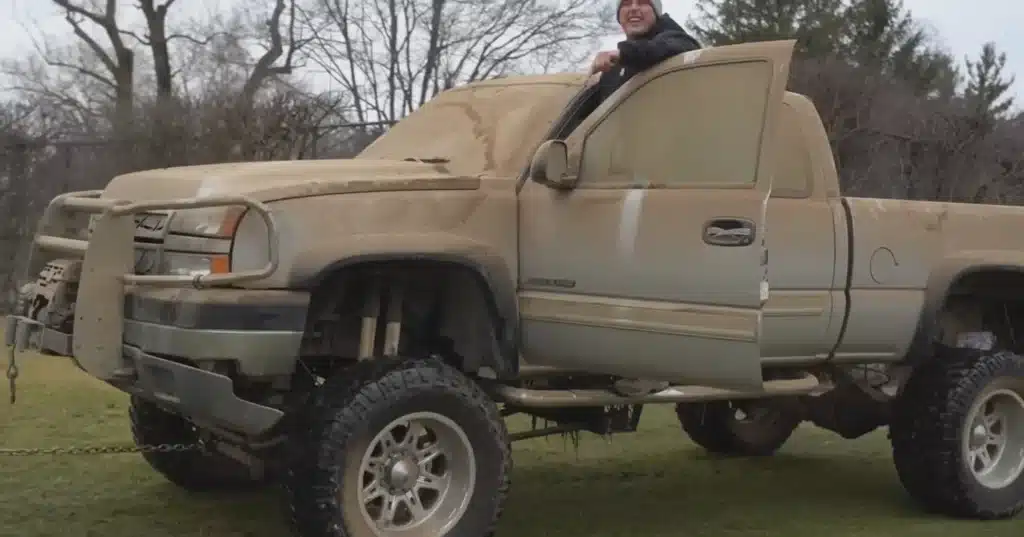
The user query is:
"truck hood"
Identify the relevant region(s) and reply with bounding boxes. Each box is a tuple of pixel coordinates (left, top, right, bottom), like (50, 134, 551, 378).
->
(101, 158, 480, 203)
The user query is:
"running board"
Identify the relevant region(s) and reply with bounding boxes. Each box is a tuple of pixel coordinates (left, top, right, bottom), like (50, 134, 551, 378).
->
(490, 373, 824, 408)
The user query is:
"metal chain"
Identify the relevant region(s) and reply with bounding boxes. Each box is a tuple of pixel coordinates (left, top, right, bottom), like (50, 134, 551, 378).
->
(4, 325, 202, 456)
(7, 344, 18, 405)
(3, 346, 200, 457)
(0, 443, 201, 457)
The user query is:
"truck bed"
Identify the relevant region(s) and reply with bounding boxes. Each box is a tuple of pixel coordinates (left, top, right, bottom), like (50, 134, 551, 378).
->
(825, 196, 1024, 364)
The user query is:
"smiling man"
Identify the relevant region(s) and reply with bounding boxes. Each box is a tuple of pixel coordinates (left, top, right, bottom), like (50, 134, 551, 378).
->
(580, 0, 703, 398)
(590, 0, 702, 106)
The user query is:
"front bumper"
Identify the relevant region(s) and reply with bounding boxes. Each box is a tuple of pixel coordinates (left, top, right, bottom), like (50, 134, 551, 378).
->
(8, 313, 290, 436)
(7, 310, 289, 437)
(4, 190, 294, 437)
(122, 287, 309, 376)
(6, 288, 308, 438)
(10, 287, 308, 375)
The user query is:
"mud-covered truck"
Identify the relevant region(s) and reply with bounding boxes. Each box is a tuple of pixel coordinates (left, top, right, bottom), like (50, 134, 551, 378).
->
(6, 38, 1024, 536)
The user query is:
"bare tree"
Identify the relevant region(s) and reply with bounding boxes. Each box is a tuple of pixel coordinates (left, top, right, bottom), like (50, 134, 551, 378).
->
(48, 0, 135, 126)
(1, 2, 135, 133)
(240, 0, 313, 107)
(301, 0, 613, 123)
(165, 0, 313, 107)
(117, 0, 194, 103)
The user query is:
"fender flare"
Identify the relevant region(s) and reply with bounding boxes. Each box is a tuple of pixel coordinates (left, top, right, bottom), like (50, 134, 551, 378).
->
(287, 234, 519, 378)
(905, 251, 1024, 363)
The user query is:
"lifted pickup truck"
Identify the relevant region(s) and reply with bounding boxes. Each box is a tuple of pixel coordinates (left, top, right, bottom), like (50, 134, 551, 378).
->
(6, 39, 1024, 536)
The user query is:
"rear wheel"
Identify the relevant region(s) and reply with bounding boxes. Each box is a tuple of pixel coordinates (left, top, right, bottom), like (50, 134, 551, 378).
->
(284, 357, 511, 537)
(890, 346, 1024, 519)
(676, 399, 800, 457)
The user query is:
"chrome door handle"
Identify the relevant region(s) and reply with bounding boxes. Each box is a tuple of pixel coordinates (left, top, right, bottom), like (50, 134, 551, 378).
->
(703, 218, 756, 247)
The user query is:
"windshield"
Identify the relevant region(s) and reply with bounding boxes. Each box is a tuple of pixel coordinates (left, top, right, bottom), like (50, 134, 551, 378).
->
(356, 80, 582, 177)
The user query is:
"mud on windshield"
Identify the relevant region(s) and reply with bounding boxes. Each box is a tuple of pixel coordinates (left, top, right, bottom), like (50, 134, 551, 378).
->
(356, 83, 579, 177)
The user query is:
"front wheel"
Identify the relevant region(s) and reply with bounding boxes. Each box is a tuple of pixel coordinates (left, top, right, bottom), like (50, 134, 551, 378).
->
(890, 346, 1024, 520)
(283, 357, 511, 537)
(129, 396, 265, 491)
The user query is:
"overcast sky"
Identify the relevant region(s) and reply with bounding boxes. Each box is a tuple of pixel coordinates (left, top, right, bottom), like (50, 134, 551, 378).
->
(3, 0, 1023, 100)
(605, 0, 1024, 100)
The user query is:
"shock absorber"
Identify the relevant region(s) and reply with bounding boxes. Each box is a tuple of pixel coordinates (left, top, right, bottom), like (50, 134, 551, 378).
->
(357, 275, 405, 359)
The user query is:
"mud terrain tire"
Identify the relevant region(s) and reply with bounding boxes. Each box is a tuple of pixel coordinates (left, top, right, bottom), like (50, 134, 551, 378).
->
(129, 396, 264, 491)
(890, 345, 1024, 520)
(676, 400, 800, 457)
(283, 357, 511, 537)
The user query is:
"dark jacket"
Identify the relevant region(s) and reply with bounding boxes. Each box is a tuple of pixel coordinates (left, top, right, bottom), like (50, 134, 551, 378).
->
(595, 14, 702, 104)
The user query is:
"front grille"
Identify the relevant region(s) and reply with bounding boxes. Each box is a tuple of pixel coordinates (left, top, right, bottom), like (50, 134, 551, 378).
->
(133, 213, 168, 241)
(132, 212, 170, 275)
(83, 211, 172, 275)
(133, 246, 163, 275)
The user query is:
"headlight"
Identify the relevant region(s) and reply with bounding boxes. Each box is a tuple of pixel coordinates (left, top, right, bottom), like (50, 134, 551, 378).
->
(168, 206, 245, 238)
(120, 204, 275, 279)
(162, 207, 246, 276)
(226, 207, 274, 274)
(163, 252, 230, 277)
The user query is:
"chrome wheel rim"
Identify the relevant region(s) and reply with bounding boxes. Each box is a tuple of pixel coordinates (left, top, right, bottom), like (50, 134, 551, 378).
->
(962, 387, 1024, 490)
(355, 412, 476, 536)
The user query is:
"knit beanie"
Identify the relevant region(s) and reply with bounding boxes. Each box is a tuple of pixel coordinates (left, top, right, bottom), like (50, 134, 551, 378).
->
(618, 0, 663, 23)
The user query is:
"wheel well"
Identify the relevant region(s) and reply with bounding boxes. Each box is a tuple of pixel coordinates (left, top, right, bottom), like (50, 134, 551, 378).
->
(935, 269, 1024, 351)
(298, 258, 515, 378)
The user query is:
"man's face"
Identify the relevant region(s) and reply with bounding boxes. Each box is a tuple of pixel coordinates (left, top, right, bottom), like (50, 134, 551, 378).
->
(619, 0, 657, 38)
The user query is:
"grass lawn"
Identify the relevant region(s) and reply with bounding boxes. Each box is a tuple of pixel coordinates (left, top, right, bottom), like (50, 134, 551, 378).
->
(1, 353, 1022, 537)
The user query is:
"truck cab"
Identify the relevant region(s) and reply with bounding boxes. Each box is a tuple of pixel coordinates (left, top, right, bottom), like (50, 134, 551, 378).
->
(517, 40, 829, 388)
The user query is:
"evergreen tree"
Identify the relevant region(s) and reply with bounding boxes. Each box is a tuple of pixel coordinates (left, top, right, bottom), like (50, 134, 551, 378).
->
(689, 0, 846, 58)
(842, 0, 959, 98)
(690, 0, 959, 98)
(964, 42, 1016, 126)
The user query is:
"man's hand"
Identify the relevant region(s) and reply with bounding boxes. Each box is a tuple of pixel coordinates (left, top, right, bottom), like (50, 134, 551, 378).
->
(590, 50, 620, 74)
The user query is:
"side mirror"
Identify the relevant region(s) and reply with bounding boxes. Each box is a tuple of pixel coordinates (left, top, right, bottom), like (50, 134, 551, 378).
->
(528, 140, 575, 189)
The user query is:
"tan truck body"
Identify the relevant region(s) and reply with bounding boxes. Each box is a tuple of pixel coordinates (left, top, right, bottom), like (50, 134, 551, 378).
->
(7, 39, 1024, 531)
(27, 39, 1019, 387)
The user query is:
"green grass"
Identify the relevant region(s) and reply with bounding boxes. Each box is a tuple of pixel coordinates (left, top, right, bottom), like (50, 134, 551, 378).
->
(1, 354, 1022, 537)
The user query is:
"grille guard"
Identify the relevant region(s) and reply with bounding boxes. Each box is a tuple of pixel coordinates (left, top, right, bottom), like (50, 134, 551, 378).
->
(15, 190, 281, 381)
